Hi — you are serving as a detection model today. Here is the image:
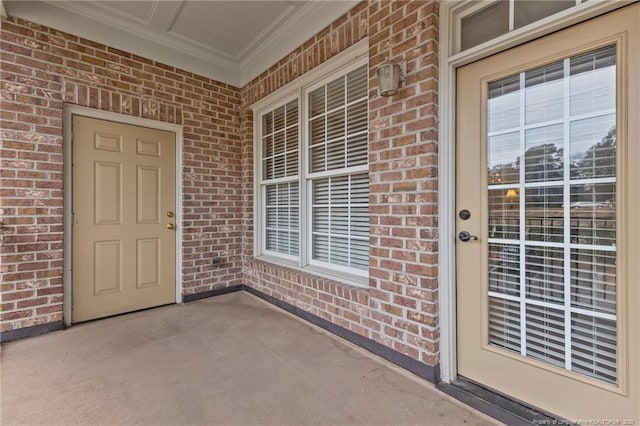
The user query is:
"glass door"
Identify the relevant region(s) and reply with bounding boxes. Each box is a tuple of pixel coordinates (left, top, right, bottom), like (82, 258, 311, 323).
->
(486, 45, 617, 384)
(455, 4, 639, 421)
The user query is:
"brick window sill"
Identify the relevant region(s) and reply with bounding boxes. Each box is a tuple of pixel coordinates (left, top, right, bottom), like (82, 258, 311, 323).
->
(252, 255, 369, 290)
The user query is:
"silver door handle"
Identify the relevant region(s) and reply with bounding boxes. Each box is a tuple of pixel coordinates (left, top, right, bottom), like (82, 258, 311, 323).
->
(458, 231, 478, 242)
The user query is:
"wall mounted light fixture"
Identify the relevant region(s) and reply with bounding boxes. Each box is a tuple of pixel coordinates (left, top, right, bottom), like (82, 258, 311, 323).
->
(376, 57, 407, 97)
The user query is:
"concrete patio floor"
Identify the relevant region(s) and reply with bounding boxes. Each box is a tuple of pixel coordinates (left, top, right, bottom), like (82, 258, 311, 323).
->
(1, 292, 498, 426)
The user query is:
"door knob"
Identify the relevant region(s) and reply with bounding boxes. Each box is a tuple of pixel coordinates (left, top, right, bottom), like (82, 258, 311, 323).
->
(166, 223, 175, 230)
(458, 231, 478, 242)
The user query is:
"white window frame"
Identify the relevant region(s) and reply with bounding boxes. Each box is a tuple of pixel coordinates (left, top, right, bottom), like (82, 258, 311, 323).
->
(303, 61, 370, 279)
(259, 93, 300, 263)
(252, 39, 369, 287)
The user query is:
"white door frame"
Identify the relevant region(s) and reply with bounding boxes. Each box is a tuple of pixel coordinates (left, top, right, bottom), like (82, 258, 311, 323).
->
(63, 105, 184, 326)
(437, 0, 633, 382)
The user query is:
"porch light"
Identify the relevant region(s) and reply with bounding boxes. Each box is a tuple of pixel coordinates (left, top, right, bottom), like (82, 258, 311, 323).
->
(376, 58, 406, 97)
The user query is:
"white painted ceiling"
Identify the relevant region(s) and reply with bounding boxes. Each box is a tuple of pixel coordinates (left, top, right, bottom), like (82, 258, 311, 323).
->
(3, 0, 358, 87)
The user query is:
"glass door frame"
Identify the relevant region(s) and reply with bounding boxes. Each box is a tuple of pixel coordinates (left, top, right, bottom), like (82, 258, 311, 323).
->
(438, 0, 636, 383)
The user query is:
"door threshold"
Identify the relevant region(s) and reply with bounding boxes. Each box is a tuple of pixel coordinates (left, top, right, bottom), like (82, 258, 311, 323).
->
(72, 302, 175, 325)
(437, 378, 565, 425)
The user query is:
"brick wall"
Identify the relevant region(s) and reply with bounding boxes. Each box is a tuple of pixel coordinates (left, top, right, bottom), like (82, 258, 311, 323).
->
(368, 0, 440, 365)
(0, 17, 243, 334)
(240, 1, 440, 367)
(1, 0, 441, 369)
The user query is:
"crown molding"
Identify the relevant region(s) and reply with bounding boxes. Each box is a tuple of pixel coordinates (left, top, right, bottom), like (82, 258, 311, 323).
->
(4, 0, 360, 88)
(42, 0, 238, 64)
(234, 2, 299, 61)
(5, 0, 241, 85)
(239, 0, 359, 86)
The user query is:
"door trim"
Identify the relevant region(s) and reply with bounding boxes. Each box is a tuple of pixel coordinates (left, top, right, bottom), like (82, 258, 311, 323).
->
(63, 105, 184, 326)
(437, 0, 637, 383)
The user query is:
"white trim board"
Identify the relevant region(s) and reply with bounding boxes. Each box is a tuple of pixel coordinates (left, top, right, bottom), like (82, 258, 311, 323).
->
(437, 0, 634, 383)
(62, 105, 184, 326)
(239, 1, 359, 86)
(251, 39, 369, 111)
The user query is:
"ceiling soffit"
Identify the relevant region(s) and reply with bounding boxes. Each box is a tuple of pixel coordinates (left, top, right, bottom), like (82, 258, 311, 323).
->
(3, 0, 358, 87)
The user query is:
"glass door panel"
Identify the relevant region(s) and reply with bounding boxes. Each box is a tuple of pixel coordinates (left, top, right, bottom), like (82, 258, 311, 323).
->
(486, 45, 617, 384)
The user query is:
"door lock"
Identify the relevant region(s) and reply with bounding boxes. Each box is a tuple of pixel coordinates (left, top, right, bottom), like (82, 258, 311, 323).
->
(166, 223, 176, 230)
(458, 231, 478, 242)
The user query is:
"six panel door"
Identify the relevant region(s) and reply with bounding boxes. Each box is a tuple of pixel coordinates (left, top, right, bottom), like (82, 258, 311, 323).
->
(72, 116, 176, 322)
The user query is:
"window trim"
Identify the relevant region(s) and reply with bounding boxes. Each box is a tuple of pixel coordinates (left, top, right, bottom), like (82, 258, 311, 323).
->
(252, 39, 369, 286)
(447, 0, 629, 65)
(258, 93, 300, 261)
(302, 60, 370, 278)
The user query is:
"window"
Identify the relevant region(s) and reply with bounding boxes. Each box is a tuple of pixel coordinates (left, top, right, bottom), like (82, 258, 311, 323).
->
(261, 100, 299, 258)
(486, 46, 618, 383)
(307, 65, 369, 272)
(459, 0, 588, 52)
(255, 55, 369, 284)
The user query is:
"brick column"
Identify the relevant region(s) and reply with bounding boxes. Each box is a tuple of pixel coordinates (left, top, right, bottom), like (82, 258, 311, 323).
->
(367, 0, 440, 365)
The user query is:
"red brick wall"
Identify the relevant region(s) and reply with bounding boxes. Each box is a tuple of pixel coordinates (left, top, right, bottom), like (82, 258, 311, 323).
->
(0, 17, 243, 333)
(368, 0, 440, 365)
(241, 1, 440, 366)
(1, 0, 441, 369)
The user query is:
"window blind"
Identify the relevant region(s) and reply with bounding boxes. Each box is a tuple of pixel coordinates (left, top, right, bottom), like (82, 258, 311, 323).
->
(261, 100, 299, 256)
(265, 182, 299, 256)
(311, 173, 369, 270)
(308, 65, 368, 173)
(308, 64, 369, 271)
